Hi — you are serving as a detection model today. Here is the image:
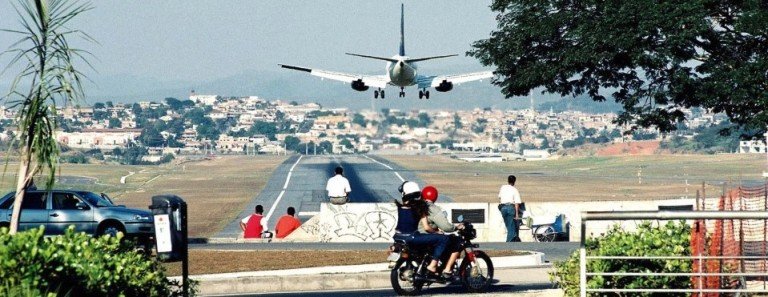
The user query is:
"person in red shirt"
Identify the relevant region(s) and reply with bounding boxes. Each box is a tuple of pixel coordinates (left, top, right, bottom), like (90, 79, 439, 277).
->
(275, 207, 302, 239)
(240, 205, 265, 238)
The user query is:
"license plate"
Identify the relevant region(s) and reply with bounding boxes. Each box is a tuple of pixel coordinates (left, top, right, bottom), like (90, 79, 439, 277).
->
(387, 252, 400, 262)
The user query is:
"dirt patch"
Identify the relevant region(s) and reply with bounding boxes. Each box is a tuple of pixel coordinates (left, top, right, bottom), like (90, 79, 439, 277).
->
(162, 249, 527, 276)
(596, 140, 660, 156)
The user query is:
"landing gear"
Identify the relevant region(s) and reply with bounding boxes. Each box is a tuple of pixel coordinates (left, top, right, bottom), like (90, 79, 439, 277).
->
(399, 87, 405, 98)
(418, 89, 430, 99)
(374, 89, 385, 99)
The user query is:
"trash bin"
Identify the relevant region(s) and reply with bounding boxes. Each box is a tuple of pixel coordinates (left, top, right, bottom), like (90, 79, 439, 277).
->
(149, 195, 187, 262)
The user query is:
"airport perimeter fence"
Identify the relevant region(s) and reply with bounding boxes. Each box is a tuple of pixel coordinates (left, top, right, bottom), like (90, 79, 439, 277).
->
(579, 181, 768, 296)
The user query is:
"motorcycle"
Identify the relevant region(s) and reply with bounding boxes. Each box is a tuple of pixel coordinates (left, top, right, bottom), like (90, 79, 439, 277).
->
(387, 217, 494, 296)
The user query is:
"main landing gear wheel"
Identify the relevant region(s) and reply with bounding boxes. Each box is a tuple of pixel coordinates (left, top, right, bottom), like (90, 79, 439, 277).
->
(418, 90, 423, 99)
(381, 90, 385, 98)
(425, 90, 430, 99)
(374, 90, 379, 99)
(399, 91, 405, 97)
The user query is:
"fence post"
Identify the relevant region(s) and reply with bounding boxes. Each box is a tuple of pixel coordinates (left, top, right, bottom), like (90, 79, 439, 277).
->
(580, 217, 587, 297)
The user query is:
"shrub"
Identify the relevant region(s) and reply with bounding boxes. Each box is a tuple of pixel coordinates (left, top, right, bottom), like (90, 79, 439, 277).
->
(551, 221, 691, 296)
(0, 226, 191, 296)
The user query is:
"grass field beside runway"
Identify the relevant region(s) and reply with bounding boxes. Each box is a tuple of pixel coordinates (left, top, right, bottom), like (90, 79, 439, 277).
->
(382, 154, 765, 203)
(0, 155, 287, 237)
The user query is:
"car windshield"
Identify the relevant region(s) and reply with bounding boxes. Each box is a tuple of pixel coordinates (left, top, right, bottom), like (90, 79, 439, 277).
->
(77, 191, 114, 207)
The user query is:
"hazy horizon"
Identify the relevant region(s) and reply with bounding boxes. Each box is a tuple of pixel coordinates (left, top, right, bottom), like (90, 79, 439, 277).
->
(0, 1, 565, 110)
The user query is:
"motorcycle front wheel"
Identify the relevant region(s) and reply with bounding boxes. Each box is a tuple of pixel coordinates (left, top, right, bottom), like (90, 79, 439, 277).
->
(459, 251, 494, 293)
(390, 258, 424, 296)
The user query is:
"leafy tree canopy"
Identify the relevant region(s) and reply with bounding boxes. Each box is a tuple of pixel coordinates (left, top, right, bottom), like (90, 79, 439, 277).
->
(470, 0, 768, 133)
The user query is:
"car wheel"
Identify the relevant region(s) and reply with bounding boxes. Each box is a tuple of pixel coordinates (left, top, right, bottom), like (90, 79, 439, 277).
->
(98, 222, 125, 238)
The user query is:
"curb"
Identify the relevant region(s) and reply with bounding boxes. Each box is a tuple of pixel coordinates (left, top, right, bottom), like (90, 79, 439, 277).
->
(178, 252, 547, 295)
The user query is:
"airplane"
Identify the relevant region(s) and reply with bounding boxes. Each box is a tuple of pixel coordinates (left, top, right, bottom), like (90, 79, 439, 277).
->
(278, 4, 493, 100)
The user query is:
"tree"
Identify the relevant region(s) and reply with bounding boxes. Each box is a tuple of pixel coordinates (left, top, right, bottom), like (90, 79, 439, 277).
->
(140, 126, 164, 147)
(2, 0, 93, 234)
(108, 117, 122, 129)
(469, 1, 768, 133)
(93, 102, 105, 110)
(352, 113, 366, 127)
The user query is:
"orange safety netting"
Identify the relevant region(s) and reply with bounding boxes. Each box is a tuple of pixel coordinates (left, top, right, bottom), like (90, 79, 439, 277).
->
(691, 182, 768, 296)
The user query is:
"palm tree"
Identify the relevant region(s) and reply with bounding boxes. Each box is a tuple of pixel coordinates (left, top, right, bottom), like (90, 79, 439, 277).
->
(2, 0, 93, 234)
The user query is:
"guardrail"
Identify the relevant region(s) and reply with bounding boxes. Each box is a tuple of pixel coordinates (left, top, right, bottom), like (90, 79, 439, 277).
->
(579, 211, 768, 297)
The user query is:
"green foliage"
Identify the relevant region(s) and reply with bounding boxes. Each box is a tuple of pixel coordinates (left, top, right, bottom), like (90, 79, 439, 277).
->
(551, 221, 691, 296)
(249, 121, 278, 140)
(0, 226, 192, 296)
(470, 0, 768, 133)
(352, 113, 366, 127)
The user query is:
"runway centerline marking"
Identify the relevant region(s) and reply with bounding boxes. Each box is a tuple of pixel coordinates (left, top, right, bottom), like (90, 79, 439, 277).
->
(363, 155, 404, 182)
(265, 155, 303, 223)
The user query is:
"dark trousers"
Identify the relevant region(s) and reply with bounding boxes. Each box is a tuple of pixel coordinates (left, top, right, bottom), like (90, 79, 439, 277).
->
(408, 233, 449, 260)
(500, 204, 520, 242)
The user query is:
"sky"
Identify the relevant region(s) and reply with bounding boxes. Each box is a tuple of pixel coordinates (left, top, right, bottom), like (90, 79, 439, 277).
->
(0, 1, 555, 110)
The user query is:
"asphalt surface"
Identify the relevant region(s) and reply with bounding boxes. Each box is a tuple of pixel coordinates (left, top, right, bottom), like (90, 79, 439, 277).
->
(216, 155, 435, 238)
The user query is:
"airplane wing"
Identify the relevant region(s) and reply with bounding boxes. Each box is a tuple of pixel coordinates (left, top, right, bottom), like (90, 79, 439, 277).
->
(416, 71, 494, 89)
(279, 64, 389, 89)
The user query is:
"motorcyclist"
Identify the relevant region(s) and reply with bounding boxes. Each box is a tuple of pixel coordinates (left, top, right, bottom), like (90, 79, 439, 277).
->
(394, 181, 449, 276)
(419, 185, 464, 279)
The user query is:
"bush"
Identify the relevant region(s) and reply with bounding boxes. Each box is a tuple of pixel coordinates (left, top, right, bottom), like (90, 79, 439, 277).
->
(551, 221, 691, 296)
(0, 226, 191, 296)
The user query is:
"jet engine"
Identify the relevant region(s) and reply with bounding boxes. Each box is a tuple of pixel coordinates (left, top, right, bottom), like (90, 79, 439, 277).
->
(435, 80, 453, 92)
(351, 79, 369, 91)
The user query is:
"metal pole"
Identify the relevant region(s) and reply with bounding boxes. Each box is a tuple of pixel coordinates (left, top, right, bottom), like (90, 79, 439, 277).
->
(580, 219, 587, 297)
(182, 202, 189, 297)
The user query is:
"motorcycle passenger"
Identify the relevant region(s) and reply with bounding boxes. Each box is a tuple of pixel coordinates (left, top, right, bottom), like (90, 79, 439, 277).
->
(420, 185, 464, 279)
(394, 181, 449, 276)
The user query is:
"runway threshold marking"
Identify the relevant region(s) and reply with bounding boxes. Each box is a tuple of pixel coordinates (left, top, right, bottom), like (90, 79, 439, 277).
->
(363, 155, 405, 182)
(265, 155, 303, 223)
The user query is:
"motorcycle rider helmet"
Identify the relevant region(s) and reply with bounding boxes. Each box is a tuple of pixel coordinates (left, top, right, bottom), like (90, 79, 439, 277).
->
(399, 181, 421, 203)
(422, 185, 438, 203)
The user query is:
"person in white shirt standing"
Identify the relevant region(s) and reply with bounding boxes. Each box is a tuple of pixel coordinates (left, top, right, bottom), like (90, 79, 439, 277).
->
(498, 175, 522, 242)
(327, 166, 352, 205)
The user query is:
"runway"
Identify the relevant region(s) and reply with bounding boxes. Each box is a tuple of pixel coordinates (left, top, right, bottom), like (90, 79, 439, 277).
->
(216, 154, 443, 238)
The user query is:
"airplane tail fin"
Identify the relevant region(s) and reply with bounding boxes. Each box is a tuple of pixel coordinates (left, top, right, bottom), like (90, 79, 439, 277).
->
(399, 3, 405, 56)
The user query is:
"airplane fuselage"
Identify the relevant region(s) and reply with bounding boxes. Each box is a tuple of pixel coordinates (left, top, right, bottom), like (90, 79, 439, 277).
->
(386, 55, 417, 87)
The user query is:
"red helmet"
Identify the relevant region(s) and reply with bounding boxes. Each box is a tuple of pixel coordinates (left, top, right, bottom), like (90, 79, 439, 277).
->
(422, 186, 438, 202)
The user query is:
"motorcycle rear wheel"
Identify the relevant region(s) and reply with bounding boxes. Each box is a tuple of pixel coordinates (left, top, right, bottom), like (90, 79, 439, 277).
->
(460, 251, 494, 293)
(390, 258, 424, 296)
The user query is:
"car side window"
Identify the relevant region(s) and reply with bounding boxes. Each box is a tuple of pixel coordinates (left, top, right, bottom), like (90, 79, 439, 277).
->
(52, 193, 82, 210)
(20, 192, 47, 210)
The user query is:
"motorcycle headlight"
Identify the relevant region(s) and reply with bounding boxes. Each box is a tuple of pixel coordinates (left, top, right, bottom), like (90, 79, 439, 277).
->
(134, 214, 152, 222)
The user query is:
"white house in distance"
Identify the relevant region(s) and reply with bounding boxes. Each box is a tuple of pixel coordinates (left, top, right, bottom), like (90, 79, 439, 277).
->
(56, 129, 141, 150)
(739, 140, 767, 154)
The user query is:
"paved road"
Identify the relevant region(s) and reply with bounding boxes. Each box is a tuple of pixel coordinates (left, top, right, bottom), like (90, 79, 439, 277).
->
(217, 155, 436, 238)
(203, 266, 558, 297)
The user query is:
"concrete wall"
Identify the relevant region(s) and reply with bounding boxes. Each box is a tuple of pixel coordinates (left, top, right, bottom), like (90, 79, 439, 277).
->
(287, 198, 696, 242)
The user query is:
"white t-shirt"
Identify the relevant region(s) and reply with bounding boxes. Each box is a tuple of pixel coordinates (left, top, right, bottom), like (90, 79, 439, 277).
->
(326, 174, 351, 197)
(498, 184, 521, 204)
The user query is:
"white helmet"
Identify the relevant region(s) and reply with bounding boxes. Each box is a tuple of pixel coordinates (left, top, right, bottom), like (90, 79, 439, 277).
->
(399, 181, 420, 196)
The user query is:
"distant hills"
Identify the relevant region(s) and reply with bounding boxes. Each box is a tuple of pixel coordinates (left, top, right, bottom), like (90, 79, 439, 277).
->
(2, 68, 623, 113)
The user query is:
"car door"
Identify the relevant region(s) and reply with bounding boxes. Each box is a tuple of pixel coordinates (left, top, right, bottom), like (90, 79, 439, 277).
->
(17, 191, 50, 232)
(49, 192, 95, 235)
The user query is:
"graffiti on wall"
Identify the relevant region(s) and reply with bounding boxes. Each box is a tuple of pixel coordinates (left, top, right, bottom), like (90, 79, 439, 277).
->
(300, 203, 397, 242)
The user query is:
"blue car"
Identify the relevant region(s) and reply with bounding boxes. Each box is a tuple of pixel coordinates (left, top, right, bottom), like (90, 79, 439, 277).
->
(0, 190, 154, 242)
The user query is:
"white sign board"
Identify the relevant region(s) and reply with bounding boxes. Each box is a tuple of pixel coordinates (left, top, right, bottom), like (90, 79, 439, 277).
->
(154, 214, 173, 253)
